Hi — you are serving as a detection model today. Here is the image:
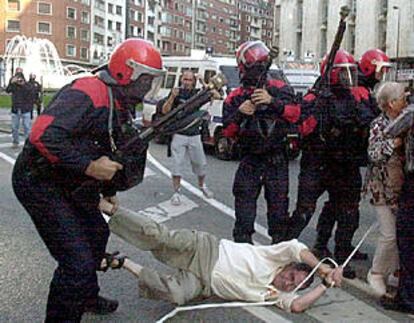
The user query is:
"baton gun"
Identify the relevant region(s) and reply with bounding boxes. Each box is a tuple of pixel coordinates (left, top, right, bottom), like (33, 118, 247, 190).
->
(71, 73, 226, 198)
(312, 5, 350, 137)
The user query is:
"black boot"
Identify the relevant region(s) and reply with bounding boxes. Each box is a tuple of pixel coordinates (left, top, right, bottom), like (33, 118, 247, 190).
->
(233, 233, 253, 244)
(285, 210, 313, 240)
(84, 295, 119, 315)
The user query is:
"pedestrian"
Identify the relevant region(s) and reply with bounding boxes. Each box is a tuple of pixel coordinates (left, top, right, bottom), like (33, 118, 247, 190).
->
(286, 49, 379, 278)
(159, 70, 214, 206)
(12, 38, 165, 322)
(28, 73, 43, 118)
(364, 82, 407, 296)
(223, 40, 317, 244)
(380, 102, 414, 314)
(5, 67, 32, 148)
(99, 199, 344, 313)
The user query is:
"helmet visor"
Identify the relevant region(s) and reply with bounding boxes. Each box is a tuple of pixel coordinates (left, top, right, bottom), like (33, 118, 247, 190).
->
(239, 41, 269, 68)
(144, 74, 164, 101)
(377, 62, 396, 82)
(334, 63, 358, 88)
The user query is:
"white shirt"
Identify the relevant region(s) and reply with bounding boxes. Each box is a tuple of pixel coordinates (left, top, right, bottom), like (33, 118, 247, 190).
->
(210, 239, 308, 311)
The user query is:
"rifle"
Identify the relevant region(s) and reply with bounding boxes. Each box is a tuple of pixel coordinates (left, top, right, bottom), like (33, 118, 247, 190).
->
(313, 5, 350, 139)
(71, 73, 226, 198)
(314, 6, 350, 94)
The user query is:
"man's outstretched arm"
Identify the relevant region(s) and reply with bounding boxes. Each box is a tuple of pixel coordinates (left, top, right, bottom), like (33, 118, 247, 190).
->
(290, 267, 343, 313)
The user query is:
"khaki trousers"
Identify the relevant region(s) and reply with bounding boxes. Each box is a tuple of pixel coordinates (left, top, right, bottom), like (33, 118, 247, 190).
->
(109, 207, 219, 304)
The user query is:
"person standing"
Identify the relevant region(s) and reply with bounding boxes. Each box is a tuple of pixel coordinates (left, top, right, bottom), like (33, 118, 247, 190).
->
(286, 49, 379, 278)
(380, 102, 414, 314)
(159, 70, 214, 206)
(364, 82, 406, 296)
(223, 41, 317, 244)
(12, 38, 165, 322)
(28, 73, 43, 118)
(6, 67, 32, 148)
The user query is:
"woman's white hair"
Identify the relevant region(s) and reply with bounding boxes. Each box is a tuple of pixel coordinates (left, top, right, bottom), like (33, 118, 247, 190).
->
(375, 82, 405, 111)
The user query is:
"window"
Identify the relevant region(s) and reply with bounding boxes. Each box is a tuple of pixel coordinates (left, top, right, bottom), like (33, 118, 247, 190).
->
(116, 22, 122, 32)
(80, 0, 90, 5)
(67, 7, 76, 19)
(108, 3, 113, 13)
(7, 0, 20, 11)
(93, 33, 104, 45)
(80, 48, 88, 59)
(94, 15, 104, 28)
(38, 22, 51, 34)
(66, 26, 76, 39)
(81, 11, 89, 24)
(108, 20, 113, 30)
(66, 44, 76, 57)
(80, 29, 89, 41)
(38, 2, 52, 15)
(7, 20, 20, 32)
(116, 5, 122, 15)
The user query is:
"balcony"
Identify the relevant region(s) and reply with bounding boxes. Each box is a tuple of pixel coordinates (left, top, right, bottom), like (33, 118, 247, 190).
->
(196, 13, 207, 22)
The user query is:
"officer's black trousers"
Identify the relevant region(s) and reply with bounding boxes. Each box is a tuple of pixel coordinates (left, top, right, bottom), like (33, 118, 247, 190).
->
(292, 149, 361, 255)
(396, 172, 414, 311)
(232, 153, 290, 241)
(12, 163, 109, 322)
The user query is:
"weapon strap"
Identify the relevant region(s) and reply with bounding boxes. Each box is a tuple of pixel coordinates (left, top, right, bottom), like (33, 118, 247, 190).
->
(107, 86, 118, 153)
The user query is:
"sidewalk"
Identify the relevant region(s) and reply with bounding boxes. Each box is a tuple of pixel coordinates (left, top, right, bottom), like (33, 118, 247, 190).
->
(0, 109, 11, 132)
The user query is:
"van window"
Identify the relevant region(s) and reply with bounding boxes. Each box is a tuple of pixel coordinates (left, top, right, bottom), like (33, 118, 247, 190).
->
(219, 66, 240, 89)
(165, 74, 176, 89)
(167, 66, 178, 73)
(204, 70, 216, 83)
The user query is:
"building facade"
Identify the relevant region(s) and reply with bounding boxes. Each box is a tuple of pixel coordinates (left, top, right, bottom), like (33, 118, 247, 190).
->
(1, 0, 92, 64)
(275, 0, 414, 65)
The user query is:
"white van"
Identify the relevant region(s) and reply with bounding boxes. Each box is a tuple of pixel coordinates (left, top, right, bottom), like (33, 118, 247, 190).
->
(143, 51, 288, 160)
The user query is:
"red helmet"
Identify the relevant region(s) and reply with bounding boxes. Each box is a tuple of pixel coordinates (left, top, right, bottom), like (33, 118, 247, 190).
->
(236, 41, 270, 74)
(320, 49, 357, 86)
(359, 49, 391, 77)
(108, 38, 164, 86)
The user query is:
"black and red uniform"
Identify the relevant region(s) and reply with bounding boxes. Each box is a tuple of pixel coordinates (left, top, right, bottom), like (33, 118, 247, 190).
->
(286, 85, 379, 263)
(223, 78, 316, 244)
(12, 76, 145, 321)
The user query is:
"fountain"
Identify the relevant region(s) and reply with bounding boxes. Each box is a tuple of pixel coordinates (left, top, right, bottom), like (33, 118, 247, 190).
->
(3, 35, 90, 90)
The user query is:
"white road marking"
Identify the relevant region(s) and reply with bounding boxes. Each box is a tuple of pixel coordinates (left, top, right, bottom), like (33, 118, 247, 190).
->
(147, 153, 399, 322)
(0, 143, 13, 148)
(144, 167, 156, 178)
(0, 152, 15, 165)
(138, 194, 198, 223)
(0, 134, 11, 138)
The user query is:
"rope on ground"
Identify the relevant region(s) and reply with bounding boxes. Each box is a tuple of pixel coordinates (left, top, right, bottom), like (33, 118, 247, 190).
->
(156, 221, 379, 323)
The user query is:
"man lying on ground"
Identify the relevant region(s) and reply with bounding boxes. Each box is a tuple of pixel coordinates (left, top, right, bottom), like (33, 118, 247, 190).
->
(99, 199, 343, 313)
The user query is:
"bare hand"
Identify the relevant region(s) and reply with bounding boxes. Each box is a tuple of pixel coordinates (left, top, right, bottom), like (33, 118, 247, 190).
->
(327, 267, 343, 288)
(318, 264, 333, 279)
(394, 137, 403, 148)
(251, 89, 272, 105)
(103, 195, 119, 215)
(85, 156, 123, 181)
(99, 198, 115, 215)
(239, 100, 256, 115)
(171, 88, 179, 98)
(210, 89, 222, 100)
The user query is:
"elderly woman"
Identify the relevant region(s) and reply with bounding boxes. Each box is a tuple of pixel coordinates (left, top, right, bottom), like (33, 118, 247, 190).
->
(364, 82, 407, 297)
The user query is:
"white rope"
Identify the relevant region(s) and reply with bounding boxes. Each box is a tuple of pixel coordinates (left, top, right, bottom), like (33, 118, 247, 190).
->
(156, 222, 379, 323)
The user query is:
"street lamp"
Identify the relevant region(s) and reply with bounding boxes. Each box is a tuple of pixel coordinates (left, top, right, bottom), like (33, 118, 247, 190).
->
(393, 5, 400, 80)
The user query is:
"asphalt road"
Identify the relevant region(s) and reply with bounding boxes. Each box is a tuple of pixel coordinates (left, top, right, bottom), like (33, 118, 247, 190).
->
(0, 113, 413, 322)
